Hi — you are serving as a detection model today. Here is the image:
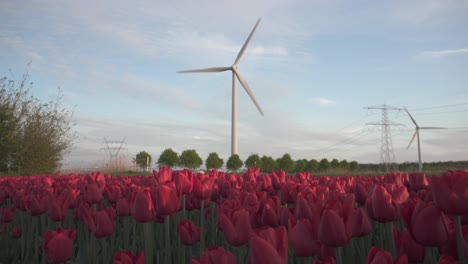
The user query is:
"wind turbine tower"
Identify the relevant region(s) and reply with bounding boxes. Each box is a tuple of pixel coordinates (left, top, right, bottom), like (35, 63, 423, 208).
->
(177, 18, 264, 155)
(404, 107, 447, 172)
(365, 104, 403, 172)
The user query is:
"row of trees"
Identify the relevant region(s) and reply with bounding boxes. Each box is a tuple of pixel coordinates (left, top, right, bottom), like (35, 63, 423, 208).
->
(0, 68, 75, 175)
(135, 148, 360, 173)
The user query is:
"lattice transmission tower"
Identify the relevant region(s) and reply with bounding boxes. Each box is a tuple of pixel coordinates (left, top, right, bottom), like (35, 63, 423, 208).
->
(365, 104, 403, 172)
(101, 137, 127, 171)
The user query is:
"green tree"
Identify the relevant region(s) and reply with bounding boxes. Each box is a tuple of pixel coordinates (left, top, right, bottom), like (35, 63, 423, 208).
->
(260, 155, 276, 172)
(349, 161, 359, 171)
(307, 159, 319, 172)
(295, 159, 308, 173)
(318, 158, 331, 172)
(157, 148, 179, 168)
(1, 67, 75, 175)
(179, 149, 203, 170)
(340, 160, 349, 171)
(277, 153, 295, 173)
(226, 154, 243, 172)
(330, 159, 340, 169)
(245, 154, 262, 168)
(135, 151, 152, 170)
(205, 152, 223, 170)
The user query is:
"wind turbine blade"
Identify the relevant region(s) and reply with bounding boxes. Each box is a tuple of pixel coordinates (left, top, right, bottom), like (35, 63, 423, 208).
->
(177, 67, 231, 73)
(233, 18, 262, 65)
(407, 131, 418, 149)
(404, 107, 419, 127)
(233, 70, 264, 116)
(419, 127, 448, 129)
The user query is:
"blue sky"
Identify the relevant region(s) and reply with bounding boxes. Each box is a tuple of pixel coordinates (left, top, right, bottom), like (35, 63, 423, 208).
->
(1, 0, 467, 169)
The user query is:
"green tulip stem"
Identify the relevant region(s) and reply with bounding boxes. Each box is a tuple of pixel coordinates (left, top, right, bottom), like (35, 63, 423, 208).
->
(20, 213, 26, 260)
(210, 202, 216, 246)
(143, 222, 154, 264)
(91, 235, 98, 264)
(455, 215, 467, 264)
(165, 215, 171, 264)
(123, 216, 130, 250)
(358, 236, 367, 264)
(132, 219, 137, 251)
(34, 216, 39, 262)
(183, 194, 186, 219)
(336, 246, 344, 264)
(200, 200, 205, 255)
(425, 247, 437, 264)
(100, 238, 107, 264)
(386, 222, 396, 259)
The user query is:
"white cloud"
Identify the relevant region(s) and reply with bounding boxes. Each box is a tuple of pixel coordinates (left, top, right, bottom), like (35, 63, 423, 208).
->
(310, 97, 337, 106)
(419, 47, 468, 58)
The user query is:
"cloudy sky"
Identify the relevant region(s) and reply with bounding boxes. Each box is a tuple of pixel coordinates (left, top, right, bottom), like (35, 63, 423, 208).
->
(1, 0, 467, 169)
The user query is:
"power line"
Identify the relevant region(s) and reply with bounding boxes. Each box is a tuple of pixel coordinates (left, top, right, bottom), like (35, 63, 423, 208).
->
(410, 109, 468, 115)
(314, 128, 374, 157)
(409, 103, 468, 111)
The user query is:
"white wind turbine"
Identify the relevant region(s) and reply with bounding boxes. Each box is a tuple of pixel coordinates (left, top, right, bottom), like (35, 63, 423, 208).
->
(404, 107, 447, 172)
(177, 18, 264, 155)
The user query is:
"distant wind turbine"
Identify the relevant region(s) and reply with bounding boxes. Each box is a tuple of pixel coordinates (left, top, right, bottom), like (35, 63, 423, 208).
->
(404, 107, 447, 172)
(177, 18, 264, 155)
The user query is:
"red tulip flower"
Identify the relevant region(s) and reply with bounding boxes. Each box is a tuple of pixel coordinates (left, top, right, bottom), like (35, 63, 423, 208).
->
(407, 173, 429, 192)
(83, 207, 116, 238)
(153, 184, 181, 216)
(366, 246, 408, 264)
(249, 226, 288, 264)
(288, 218, 321, 257)
(131, 189, 156, 222)
(385, 184, 409, 205)
(154, 167, 172, 183)
(385, 172, 404, 186)
(439, 224, 468, 260)
(431, 170, 468, 215)
(280, 181, 298, 204)
(294, 194, 314, 220)
(0, 207, 15, 223)
(401, 199, 448, 247)
(241, 192, 259, 216)
(438, 254, 462, 264)
(313, 256, 336, 264)
(105, 185, 122, 203)
(318, 195, 355, 247)
(178, 219, 201, 246)
(218, 208, 252, 246)
(25, 194, 49, 216)
(260, 199, 280, 227)
(354, 181, 371, 205)
(191, 246, 237, 264)
(43, 228, 77, 264)
(174, 169, 193, 195)
(193, 176, 215, 200)
(366, 184, 399, 222)
(48, 194, 70, 222)
(87, 172, 106, 191)
(114, 250, 145, 264)
(352, 208, 372, 238)
(84, 183, 103, 204)
(393, 227, 425, 263)
(116, 197, 131, 216)
(11, 225, 22, 238)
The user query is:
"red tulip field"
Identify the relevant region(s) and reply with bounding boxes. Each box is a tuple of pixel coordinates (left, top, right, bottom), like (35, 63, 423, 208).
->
(1, 168, 468, 264)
